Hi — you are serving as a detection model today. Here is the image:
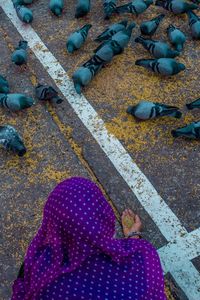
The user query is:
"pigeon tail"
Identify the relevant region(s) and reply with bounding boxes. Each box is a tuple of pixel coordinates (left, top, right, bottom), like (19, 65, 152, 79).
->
(156, 13, 165, 21)
(82, 24, 92, 31)
(186, 98, 200, 110)
(135, 59, 153, 67)
(135, 36, 146, 44)
(115, 4, 129, 14)
(186, 103, 193, 110)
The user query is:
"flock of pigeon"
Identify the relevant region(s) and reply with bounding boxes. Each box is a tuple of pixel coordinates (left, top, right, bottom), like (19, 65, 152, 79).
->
(1, 0, 200, 157)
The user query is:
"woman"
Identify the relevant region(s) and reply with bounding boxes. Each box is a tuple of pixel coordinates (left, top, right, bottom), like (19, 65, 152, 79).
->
(12, 177, 166, 299)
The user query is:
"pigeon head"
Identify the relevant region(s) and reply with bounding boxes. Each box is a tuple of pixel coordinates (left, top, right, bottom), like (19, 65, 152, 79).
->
(20, 97, 35, 109)
(11, 135, 26, 156)
(23, 13, 33, 23)
(67, 43, 75, 54)
(54, 7, 62, 16)
(178, 63, 186, 72)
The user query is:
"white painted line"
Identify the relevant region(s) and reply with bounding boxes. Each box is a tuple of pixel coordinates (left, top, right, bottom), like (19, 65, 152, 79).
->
(158, 227, 200, 270)
(1, 1, 200, 299)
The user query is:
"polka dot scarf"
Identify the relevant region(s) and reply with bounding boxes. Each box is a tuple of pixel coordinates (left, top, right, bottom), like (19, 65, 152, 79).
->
(12, 177, 166, 299)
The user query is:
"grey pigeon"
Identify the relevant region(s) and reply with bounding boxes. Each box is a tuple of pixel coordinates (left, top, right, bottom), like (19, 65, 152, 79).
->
(167, 25, 186, 51)
(103, 0, 117, 19)
(116, 0, 153, 16)
(14, 5, 33, 23)
(93, 22, 136, 62)
(155, 0, 198, 14)
(35, 84, 63, 104)
(95, 20, 128, 42)
(11, 40, 28, 65)
(110, 22, 136, 49)
(127, 100, 182, 120)
(0, 125, 26, 156)
(135, 58, 186, 76)
(49, 0, 64, 16)
(0, 93, 34, 111)
(140, 14, 165, 36)
(172, 121, 200, 139)
(72, 59, 103, 94)
(135, 36, 179, 58)
(187, 11, 200, 39)
(75, 0, 90, 18)
(66, 24, 92, 53)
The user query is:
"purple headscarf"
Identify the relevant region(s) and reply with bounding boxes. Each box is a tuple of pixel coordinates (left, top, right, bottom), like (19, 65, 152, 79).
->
(12, 177, 166, 299)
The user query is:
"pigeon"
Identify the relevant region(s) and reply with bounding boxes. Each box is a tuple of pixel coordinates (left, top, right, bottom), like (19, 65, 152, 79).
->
(93, 43, 116, 64)
(186, 98, 200, 110)
(35, 84, 63, 104)
(135, 58, 186, 76)
(171, 121, 200, 139)
(14, 5, 33, 23)
(66, 24, 92, 53)
(135, 36, 179, 58)
(109, 22, 136, 49)
(49, 0, 64, 16)
(155, 0, 198, 14)
(0, 125, 26, 156)
(140, 14, 165, 36)
(103, 0, 117, 19)
(95, 20, 128, 42)
(167, 25, 186, 51)
(72, 59, 103, 94)
(93, 22, 136, 61)
(187, 11, 200, 39)
(127, 100, 182, 120)
(0, 75, 9, 94)
(0, 93, 34, 111)
(116, 0, 153, 16)
(11, 41, 28, 66)
(75, 0, 90, 18)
